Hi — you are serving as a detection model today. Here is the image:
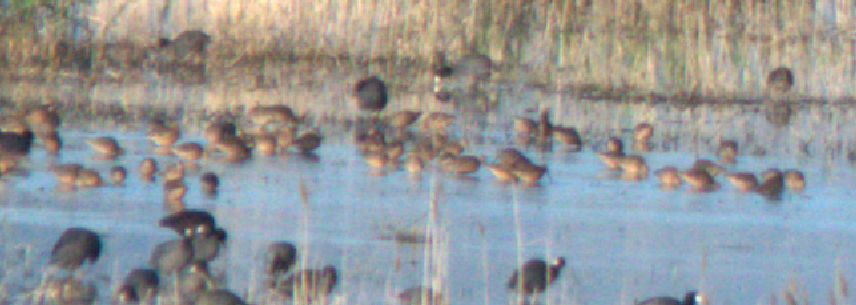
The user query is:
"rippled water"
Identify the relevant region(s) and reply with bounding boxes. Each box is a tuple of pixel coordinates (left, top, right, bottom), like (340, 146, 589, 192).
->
(1, 68, 856, 305)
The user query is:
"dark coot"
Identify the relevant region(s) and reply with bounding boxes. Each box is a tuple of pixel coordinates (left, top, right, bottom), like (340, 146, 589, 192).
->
(0, 129, 34, 155)
(50, 228, 102, 271)
(354, 76, 388, 112)
(190, 228, 227, 263)
(265, 241, 298, 278)
(149, 238, 193, 274)
(115, 268, 160, 303)
(767, 67, 794, 94)
(159, 209, 216, 237)
(507, 257, 565, 296)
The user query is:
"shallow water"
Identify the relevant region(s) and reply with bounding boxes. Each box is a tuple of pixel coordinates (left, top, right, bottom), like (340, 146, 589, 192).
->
(1, 68, 856, 305)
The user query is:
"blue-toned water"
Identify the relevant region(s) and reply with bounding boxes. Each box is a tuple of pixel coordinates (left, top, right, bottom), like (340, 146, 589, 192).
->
(1, 69, 855, 305)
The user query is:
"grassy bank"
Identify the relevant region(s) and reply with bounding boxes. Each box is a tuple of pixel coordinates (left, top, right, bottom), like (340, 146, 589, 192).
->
(1, 0, 855, 101)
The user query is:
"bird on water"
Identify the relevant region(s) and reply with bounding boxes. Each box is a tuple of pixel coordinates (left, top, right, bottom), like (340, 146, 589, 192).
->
(507, 257, 565, 303)
(50, 228, 102, 273)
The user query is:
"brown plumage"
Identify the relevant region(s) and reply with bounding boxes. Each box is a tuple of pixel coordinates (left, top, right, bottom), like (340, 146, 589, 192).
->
(725, 172, 758, 191)
(655, 166, 681, 188)
(438, 153, 483, 174)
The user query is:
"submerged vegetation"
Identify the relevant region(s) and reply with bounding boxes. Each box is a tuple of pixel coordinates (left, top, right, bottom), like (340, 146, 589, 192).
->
(1, 0, 855, 101)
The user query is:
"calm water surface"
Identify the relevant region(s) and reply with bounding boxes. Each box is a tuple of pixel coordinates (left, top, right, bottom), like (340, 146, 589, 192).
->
(1, 69, 856, 305)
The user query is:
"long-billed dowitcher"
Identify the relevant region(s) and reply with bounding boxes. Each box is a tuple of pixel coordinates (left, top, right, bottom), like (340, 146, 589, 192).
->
(438, 153, 483, 175)
(724, 172, 757, 191)
(679, 167, 718, 192)
(552, 125, 582, 148)
(783, 170, 805, 190)
(52, 163, 83, 185)
(139, 158, 158, 182)
(618, 155, 648, 180)
(41, 131, 62, 155)
(85, 136, 123, 158)
(717, 140, 739, 164)
(147, 119, 181, 147)
(163, 179, 188, 203)
(597, 137, 625, 169)
(110, 166, 127, 185)
(384, 111, 422, 129)
(511, 162, 549, 185)
(76, 168, 104, 187)
(26, 105, 61, 133)
(248, 105, 302, 127)
(173, 142, 205, 161)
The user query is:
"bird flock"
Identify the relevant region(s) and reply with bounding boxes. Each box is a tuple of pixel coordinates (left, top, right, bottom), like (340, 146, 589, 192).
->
(0, 60, 804, 305)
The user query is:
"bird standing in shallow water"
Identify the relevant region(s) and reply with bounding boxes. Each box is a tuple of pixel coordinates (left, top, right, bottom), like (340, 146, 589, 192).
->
(265, 242, 298, 280)
(50, 228, 102, 274)
(354, 76, 389, 129)
(354, 76, 388, 113)
(159, 209, 217, 237)
(507, 257, 565, 304)
(767, 67, 794, 95)
(655, 167, 681, 189)
(115, 268, 160, 303)
(0, 128, 35, 156)
(85, 136, 123, 159)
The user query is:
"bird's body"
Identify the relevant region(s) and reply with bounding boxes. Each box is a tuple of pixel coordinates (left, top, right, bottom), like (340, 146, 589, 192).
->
(0, 129, 34, 156)
(50, 228, 102, 271)
(767, 67, 794, 94)
(507, 257, 565, 296)
(354, 76, 388, 112)
(159, 210, 217, 237)
(115, 268, 160, 303)
(725, 172, 758, 191)
(655, 167, 681, 188)
(149, 238, 193, 274)
(266, 242, 298, 278)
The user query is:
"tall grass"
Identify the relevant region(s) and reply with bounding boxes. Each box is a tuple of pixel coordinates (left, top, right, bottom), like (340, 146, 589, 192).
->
(2, 0, 856, 100)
